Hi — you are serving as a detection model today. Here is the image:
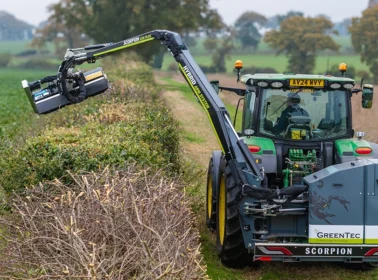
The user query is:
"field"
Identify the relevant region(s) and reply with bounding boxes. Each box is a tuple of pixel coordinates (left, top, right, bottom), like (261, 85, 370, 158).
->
(163, 53, 368, 74)
(0, 40, 54, 55)
(0, 35, 367, 77)
(160, 35, 366, 75)
(186, 35, 354, 55)
(0, 68, 52, 138)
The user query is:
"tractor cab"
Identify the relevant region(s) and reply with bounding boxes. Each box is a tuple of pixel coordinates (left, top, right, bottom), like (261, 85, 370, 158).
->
(241, 73, 354, 142)
(215, 62, 375, 189)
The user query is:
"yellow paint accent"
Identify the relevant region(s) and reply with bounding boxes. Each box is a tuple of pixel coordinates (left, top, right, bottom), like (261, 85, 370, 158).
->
(178, 63, 225, 154)
(309, 238, 363, 244)
(207, 175, 213, 219)
(94, 37, 155, 57)
(289, 79, 325, 87)
(85, 71, 103, 82)
(218, 174, 226, 245)
(365, 239, 378, 244)
(291, 129, 302, 140)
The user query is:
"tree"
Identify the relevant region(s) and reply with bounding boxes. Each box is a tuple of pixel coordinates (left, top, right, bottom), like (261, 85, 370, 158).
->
(334, 18, 352, 36)
(349, 5, 378, 82)
(0, 11, 33, 41)
(264, 16, 339, 73)
(277, 11, 304, 25)
(32, 0, 90, 54)
(265, 11, 304, 30)
(211, 33, 234, 72)
(203, 37, 218, 53)
(33, 0, 223, 65)
(234, 11, 266, 50)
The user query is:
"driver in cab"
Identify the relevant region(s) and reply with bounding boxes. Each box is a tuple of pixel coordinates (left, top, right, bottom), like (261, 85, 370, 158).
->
(269, 93, 309, 135)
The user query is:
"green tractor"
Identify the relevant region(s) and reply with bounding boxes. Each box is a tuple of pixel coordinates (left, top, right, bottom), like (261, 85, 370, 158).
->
(21, 30, 378, 267)
(207, 61, 378, 266)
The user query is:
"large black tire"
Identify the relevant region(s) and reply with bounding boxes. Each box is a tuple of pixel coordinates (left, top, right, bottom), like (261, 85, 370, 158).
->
(216, 162, 247, 267)
(206, 151, 223, 231)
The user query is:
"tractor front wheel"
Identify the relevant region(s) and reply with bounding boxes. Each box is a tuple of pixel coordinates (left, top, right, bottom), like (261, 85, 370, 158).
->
(206, 151, 223, 231)
(216, 163, 247, 267)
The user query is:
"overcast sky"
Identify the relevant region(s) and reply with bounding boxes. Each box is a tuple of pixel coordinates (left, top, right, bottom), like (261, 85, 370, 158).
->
(0, 0, 371, 26)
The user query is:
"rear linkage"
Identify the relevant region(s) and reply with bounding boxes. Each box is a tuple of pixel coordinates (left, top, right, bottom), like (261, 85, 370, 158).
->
(22, 30, 308, 204)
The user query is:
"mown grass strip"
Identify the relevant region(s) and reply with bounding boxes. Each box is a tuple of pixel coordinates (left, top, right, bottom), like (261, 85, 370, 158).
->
(161, 76, 243, 132)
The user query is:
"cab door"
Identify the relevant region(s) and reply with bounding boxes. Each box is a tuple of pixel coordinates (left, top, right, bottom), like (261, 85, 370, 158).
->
(242, 91, 256, 134)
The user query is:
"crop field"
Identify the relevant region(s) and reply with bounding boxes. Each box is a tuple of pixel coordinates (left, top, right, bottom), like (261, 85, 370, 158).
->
(186, 35, 353, 55)
(0, 68, 51, 138)
(0, 40, 54, 55)
(0, 41, 34, 54)
(161, 34, 365, 74)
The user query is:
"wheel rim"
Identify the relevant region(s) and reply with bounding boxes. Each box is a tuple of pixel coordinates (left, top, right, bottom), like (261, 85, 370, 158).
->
(207, 175, 213, 219)
(218, 174, 226, 245)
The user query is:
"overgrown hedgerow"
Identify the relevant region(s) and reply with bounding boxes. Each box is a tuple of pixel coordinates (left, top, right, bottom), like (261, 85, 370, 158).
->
(0, 53, 180, 193)
(0, 102, 180, 193)
(0, 167, 207, 279)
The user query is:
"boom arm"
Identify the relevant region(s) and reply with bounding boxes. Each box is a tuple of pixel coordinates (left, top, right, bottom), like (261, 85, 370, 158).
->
(26, 30, 310, 199)
(77, 30, 262, 182)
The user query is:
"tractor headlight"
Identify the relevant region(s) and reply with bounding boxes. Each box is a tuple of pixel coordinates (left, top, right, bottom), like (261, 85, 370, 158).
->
(330, 83, 341, 89)
(343, 83, 354, 89)
(271, 81, 283, 88)
(257, 81, 269, 87)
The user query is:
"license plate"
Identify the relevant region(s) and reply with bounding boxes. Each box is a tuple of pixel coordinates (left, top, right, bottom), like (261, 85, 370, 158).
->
(255, 243, 378, 257)
(290, 79, 324, 87)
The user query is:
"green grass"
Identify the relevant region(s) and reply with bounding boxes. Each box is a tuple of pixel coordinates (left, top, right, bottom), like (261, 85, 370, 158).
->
(162, 34, 364, 76)
(163, 53, 367, 75)
(0, 41, 34, 54)
(0, 40, 54, 55)
(182, 131, 205, 143)
(0, 68, 52, 138)
(162, 77, 243, 131)
(186, 35, 353, 55)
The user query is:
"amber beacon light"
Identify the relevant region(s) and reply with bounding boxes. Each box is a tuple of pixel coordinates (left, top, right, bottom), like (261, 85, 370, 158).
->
(235, 60, 243, 82)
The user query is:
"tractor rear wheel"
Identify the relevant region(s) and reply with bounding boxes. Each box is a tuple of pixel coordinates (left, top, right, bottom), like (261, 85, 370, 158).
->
(216, 163, 247, 267)
(206, 151, 223, 231)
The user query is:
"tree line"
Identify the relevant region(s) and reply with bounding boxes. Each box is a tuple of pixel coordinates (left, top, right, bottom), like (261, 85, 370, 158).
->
(33, 0, 378, 79)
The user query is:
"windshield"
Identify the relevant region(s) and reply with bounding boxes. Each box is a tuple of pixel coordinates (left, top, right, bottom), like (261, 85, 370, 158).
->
(259, 88, 349, 140)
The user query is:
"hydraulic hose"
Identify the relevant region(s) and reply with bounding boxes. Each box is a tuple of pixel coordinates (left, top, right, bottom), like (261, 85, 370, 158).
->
(60, 59, 87, 103)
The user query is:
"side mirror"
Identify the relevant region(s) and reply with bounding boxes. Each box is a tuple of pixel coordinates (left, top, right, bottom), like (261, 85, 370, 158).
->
(362, 84, 374, 109)
(210, 80, 219, 94)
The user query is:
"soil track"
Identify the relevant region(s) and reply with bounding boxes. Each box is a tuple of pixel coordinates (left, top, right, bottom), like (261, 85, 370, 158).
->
(155, 72, 244, 168)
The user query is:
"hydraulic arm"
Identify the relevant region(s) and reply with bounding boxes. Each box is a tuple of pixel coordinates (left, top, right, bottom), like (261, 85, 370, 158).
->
(85, 30, 261, 179)
(22, 30, 308, 201)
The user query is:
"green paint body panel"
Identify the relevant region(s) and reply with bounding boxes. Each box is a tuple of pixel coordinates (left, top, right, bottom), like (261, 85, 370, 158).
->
(335, 138, 372, 156)
(241, 73, 355, 84)
(242, 136, 276, 155)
